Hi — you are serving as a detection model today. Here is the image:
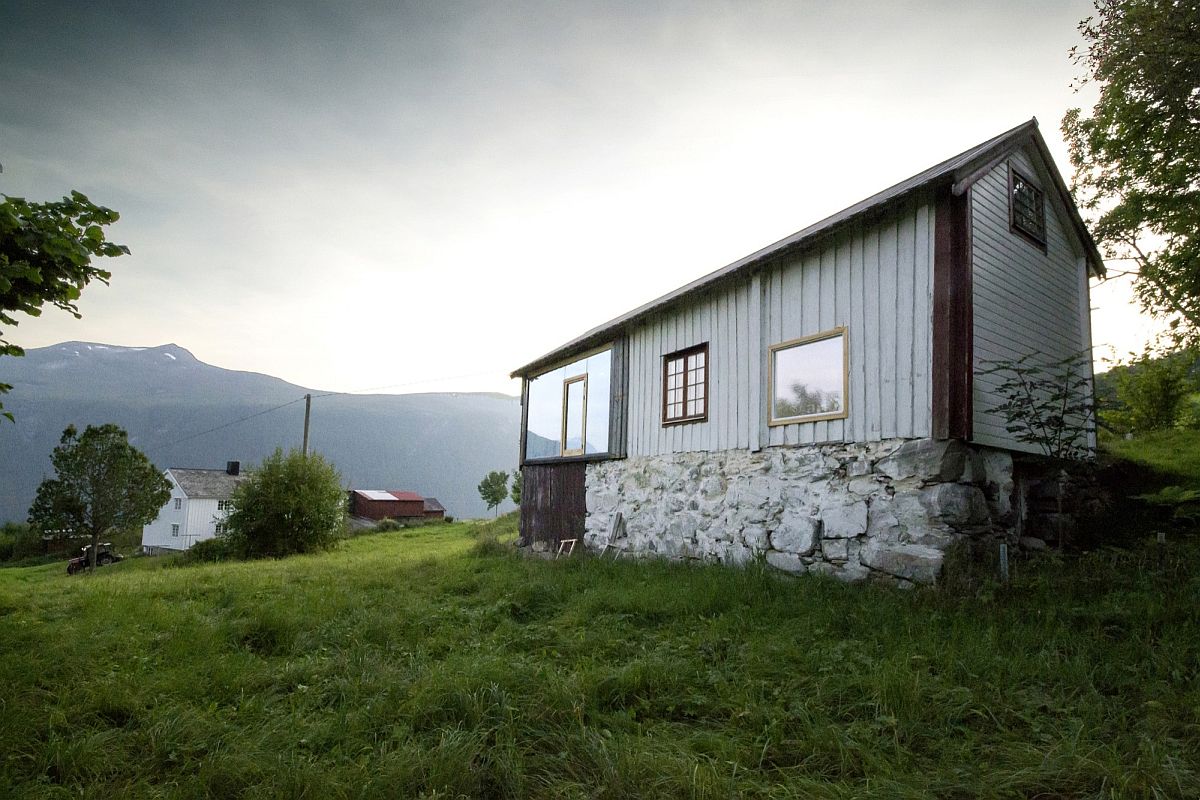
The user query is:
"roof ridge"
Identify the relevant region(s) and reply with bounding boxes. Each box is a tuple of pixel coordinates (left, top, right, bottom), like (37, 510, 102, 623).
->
(511, 118, 1101, 378)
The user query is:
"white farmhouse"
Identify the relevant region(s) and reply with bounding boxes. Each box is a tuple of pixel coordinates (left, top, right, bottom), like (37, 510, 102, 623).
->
(141, 461, 247, 553)
(511, 119, 1103, 584)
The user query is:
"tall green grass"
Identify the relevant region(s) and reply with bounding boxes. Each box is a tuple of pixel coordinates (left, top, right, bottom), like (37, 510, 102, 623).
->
(1, 515, 1197, 798)
(1101, 428, 1200, 487)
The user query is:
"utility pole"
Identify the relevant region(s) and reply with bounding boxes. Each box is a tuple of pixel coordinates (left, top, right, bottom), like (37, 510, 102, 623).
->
(302, 393, 312, 456)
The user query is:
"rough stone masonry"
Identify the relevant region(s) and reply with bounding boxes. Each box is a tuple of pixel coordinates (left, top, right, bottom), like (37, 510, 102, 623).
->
(583, 438, 1016, 585)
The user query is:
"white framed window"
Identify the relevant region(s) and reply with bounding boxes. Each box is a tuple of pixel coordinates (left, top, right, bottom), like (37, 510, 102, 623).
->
(174, 498, 182, 510)
(214, 522, 227, 535)
(171, 524, 180, 537)
(560, 374, 588, 457)
(217, 500, 231, 512)
(768, 327, 849, 426)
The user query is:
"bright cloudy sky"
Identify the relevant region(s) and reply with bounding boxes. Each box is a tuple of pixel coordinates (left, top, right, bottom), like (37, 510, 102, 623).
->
(0, 0, 1159, 395)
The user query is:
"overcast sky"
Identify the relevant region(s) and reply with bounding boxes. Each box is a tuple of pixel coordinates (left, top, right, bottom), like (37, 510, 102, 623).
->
(0, 0, 1157, 395)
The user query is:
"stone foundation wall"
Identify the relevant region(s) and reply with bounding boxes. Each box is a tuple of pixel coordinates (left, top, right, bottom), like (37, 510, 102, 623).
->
(583, 438, 1017, 585)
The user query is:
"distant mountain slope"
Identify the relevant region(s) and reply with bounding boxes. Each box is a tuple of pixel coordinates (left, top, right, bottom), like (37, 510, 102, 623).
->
(0, 342, 521, 524)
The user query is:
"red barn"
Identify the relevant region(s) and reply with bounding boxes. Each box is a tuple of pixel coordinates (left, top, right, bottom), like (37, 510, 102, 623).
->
(349, 490, 428, 521)
(422, 497, 446, 520)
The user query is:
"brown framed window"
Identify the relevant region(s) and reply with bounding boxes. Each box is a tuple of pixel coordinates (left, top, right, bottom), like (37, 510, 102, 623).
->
(1009, 165, 1047, 248)
(662, 343, 708, 425)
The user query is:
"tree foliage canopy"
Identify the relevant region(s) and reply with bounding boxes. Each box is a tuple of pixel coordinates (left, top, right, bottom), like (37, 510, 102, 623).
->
(477, 470, 509, 516)
(0, 191, 129, 419)
(1063, 0, 1200, 342)
(223, 449, 345, 559)
(510, 469, 523, 506)
(28, 424, 170, 567)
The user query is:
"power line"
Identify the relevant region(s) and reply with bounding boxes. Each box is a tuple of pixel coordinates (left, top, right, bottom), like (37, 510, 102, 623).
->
(142, 369, 512, 451)
(309, 370, 509, 399)
(143, 396, 307, 451)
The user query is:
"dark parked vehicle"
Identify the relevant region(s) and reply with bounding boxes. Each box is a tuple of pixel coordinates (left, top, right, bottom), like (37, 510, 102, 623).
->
(67, 543, 124, 575)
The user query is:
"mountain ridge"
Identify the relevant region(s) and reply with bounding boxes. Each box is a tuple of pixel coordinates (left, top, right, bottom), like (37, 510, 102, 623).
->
(0, 342, 521, 524)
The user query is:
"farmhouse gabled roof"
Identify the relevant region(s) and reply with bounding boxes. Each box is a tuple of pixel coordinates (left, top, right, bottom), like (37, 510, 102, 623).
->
(169, 468, 248, 499)
(423, 497, 445, 513)
(354, 489, 399, 501)
(351, 489, 426, 502)
(511, 118, 1103, 379)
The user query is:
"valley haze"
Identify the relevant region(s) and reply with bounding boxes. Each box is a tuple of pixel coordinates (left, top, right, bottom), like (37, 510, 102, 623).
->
(0, 342, 521, 525)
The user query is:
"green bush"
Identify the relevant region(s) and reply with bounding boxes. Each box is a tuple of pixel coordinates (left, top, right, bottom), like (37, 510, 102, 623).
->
(223, 449, 346, 559)
(374, 518, 404, 533)
(185, 537, 232, 563)
(1110, 350, 1197, 432)
(0, 522, 43, 563)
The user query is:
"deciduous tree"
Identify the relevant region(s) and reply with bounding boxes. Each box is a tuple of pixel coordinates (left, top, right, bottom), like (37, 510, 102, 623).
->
(223, 449, 345, 559)
(0, 192, 129, 420)
(510, 469, 523, 506)
(477, 470, 508, 517)
(28, 424, 169, 568)
(1063, 0, 1200, 344)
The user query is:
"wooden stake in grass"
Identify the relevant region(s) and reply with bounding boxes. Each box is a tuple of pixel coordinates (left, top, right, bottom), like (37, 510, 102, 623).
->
(999, 542, 1010, 585)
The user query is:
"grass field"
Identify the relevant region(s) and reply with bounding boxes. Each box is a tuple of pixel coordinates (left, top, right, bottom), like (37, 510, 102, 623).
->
(2, 515, 1200, 800)
(2, 515, 1199, 799)
(1100, 428, 1200, 487)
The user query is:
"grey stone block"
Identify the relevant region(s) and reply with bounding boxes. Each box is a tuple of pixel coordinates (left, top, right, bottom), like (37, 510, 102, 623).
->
(821, 501, 868, 538)
(860, 540, 944, 584)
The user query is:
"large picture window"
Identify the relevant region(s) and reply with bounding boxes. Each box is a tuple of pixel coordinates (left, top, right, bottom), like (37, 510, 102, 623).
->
(1009, 165, 1047, 248)
(662, 343, 708, 424)
(524, 348, 612, 460)
(768, 327, 848, 425)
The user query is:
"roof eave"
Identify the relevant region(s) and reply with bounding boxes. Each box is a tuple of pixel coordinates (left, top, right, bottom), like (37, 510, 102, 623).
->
(511, 118, 1103, 379)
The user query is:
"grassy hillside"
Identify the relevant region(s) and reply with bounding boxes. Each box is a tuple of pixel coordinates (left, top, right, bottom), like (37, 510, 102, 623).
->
(2, 517, 1198, 798)
(1100, 428, 1200, 487)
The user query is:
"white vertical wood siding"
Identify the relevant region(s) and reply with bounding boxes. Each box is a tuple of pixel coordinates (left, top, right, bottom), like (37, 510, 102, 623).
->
(626, 198, 935, 456)
(141, 474, 187, 550)
(970, 146, 1093, 453)
(185, 499, 222, 547)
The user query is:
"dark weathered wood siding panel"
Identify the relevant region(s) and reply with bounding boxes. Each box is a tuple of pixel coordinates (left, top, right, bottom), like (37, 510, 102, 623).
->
(519, 462, 586, 546)
(970, 145, 1094, 453)
(351, 497, 427, 520)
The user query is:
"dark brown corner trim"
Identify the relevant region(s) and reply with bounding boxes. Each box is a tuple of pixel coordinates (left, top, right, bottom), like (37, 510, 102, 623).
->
(932, 186, 973, 440)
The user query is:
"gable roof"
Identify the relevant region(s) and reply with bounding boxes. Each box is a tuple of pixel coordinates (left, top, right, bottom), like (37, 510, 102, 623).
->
(423, 497, 445, 513)
(354, 489, 399, 502)
(511, 118, 1103, 379)
(169, 468, 248, 499)
(351, 489, 426, 502)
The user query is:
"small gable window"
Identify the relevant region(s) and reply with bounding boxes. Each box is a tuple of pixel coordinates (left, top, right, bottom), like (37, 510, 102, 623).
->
(174, 498, 182, 510)
(1009, 166, 1046, 248)
(663, 343, 708, 425)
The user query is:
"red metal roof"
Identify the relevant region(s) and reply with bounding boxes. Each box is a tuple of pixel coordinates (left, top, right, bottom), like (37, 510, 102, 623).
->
(389, 491, 423, 502)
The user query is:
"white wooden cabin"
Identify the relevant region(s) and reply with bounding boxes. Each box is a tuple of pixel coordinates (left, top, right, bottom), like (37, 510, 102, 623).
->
(510, 120, 1103, 582)
(141, 462, 246, 553)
